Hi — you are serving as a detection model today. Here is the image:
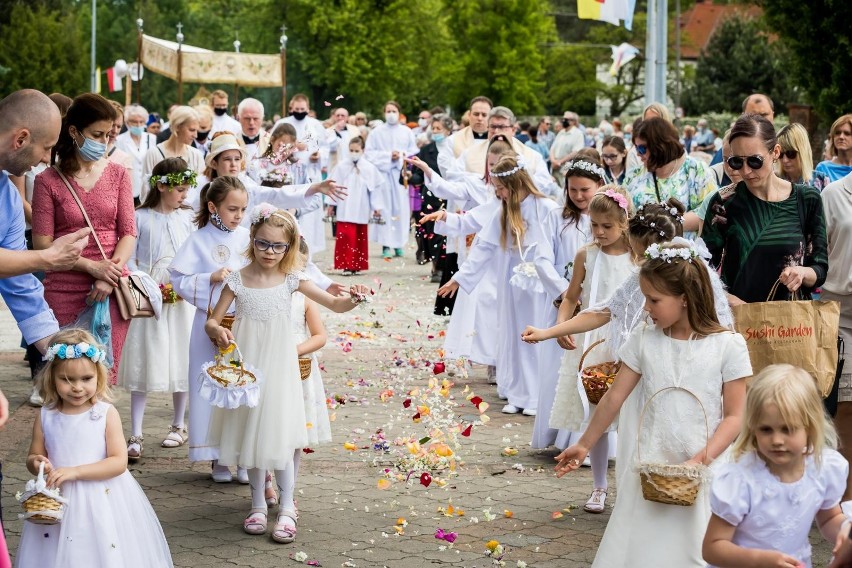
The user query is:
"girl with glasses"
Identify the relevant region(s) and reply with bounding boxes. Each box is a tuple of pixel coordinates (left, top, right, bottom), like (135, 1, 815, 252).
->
(777, 123, 829, 191)
(815, 114, 852, 183)
(600, 136, 628, 185)
(702, 114, 828, 304)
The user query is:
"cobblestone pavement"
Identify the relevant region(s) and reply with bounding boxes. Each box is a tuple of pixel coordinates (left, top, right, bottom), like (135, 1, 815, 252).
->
(0, 238, 834, 567)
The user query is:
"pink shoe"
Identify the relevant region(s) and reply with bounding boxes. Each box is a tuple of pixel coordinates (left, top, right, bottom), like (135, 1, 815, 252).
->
(271, 510, 297, 543)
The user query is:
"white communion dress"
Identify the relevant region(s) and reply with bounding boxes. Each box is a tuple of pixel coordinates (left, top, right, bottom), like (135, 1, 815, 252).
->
(292, 291, 332, 446)
(16, 402, 173, 568)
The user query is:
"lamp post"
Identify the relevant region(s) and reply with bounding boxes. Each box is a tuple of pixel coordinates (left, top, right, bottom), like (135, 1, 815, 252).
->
(233, 37, 241, 104)
(136, 18, 143, 105)
(90, 0, 97, 92)
(280, 25, 288, 116)
(176, 22, 184, 104)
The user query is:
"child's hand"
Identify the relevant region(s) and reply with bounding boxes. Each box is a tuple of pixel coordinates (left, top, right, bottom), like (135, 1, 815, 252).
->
(554, 445, 588, 478)
(29, 455, 52, 474)
(211, 267, 231, 283)
(419, 210, 447, 225)
(326, 282, 347, 297)
(349, 285, 371, 303)
(437, 280, 459, 298)
(521, 326, 546, 344)
(213, 327, 234, 349)
(556, 334, 576, 350)
(46, 466, 79, 488)
(834, 520, 851, 555)
(755, 550, 803, 567)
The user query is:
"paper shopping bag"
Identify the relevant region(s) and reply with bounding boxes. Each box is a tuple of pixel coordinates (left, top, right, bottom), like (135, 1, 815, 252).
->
(732, 293, 840, 398)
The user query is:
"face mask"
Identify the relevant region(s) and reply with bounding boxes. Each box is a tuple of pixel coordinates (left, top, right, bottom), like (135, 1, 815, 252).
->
(624, 133, 632, 144)
(75, 134, 107, 162)
(129, 125, 146, 137)
(385, 112, 399, 126)
(432, 133, 446, 144)
(350, 151, 363, 162)
(214, 107, 228, 116)
(197, 130, 210, 141)
(291, 111, 308, 121)
(418, 118, 429, 129)
(562, 119, 571, 128)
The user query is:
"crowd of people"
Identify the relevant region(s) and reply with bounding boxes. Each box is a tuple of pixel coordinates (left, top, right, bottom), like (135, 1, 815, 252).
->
(1, 84, 852, 567)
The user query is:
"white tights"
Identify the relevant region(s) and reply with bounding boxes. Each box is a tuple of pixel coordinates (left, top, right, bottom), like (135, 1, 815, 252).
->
(130, 391, 189, 437)
(249, 450, 302, 514)
(589, 436, 609, 490)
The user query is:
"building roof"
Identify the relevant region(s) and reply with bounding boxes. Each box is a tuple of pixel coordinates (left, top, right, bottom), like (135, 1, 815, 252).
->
(679, 0, 763, 60)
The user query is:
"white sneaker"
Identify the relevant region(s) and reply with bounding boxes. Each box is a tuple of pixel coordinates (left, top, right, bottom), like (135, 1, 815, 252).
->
(236, 467, 250, 484)
(521, 408, 537, 416)
(28, 386, 43, 407)
(501, 404, 521, 414)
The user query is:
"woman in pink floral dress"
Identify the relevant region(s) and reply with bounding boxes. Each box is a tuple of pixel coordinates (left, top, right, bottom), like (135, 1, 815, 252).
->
(32, 93, 137, 383)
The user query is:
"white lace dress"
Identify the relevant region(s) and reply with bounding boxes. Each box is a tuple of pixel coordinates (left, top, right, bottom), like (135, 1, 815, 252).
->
(206, 271, 309, 470)
(292, 292, 332, 446)
(591, 324, 751, 567)
(708, 450, 848, 568)
(549, 247, 634, 432)
(16, 402, 173, 568)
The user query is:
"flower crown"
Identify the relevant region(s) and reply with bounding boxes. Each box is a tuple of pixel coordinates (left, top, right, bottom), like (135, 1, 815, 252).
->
(601, 189, 628, 212)
(644, 243, 699, 263)
(489, 155, 526, 178)
(149, 169, 198, 189)
(635, 204, 684, 237)
(249, 202, 294, 226)
(561, 159, 606, 179)
(44, 342, 107, 364)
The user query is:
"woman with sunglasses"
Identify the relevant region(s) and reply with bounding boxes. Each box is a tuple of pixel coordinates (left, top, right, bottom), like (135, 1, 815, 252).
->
(816, 114, 852, 183)
(702, 114, 828, 304)
(777, 123, 829, 191)
(623, 117, 716, 220)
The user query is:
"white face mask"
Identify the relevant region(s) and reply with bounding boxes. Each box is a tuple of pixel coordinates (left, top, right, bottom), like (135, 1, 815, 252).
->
(350, 151, 363, 162)
(385, 112, 399, 125)
(418, 118, 429, 129)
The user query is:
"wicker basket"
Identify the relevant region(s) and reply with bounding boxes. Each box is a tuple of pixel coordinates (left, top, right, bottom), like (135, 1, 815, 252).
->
(19, 462, 67, 525)
(207, 285, 235, 345)
(298, 358, 312, 381)
(637, 386, 709, 507)
(578, 339, 621, 405)
(199, 341, 263, 409)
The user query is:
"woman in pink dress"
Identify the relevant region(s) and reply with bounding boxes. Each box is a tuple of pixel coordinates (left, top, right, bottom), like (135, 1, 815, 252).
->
(32, 93, 137, 384)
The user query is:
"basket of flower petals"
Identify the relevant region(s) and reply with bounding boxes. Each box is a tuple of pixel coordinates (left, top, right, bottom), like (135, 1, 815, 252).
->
(199, 341, 263, 408)
(17, 462, 69, 525)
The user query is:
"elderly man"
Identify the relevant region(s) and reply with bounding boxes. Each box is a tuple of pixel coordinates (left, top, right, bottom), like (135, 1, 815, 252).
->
(549, 111, 585, 184)
(0, 90, 91, 410)
(412, 109, 433, 137)
(208, 89, 241, 137)
(238, 97, 270, 167)
(325, 107, 361, 171)
(438, 96, 493, 179)
(743, 93, 775, 123)
(693, 118, 716, 153)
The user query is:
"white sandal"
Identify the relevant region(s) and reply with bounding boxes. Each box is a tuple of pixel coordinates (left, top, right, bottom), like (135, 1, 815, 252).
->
(127, 435, 143, 460)
(583, 488, 607, 513)
(161, 425, 187, 448)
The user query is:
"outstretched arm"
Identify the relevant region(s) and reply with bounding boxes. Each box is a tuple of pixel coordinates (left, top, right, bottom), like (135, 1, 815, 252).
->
(298, 279, 370, 313)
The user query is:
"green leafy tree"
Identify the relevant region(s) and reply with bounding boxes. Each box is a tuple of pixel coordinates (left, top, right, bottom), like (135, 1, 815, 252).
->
(681, 13, 793, 115)
(758, 0, 852, 122)
(542, 45, 598, 116)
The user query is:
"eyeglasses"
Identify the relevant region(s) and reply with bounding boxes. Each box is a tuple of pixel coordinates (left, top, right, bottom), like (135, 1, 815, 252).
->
(635, 144, 648, 156)
(780, 149, 799, 160)
(253, 239, 290, 254)
(488, 124, 513, 131)
(601, 154, 620, 161)
(726, 154, 765, 170)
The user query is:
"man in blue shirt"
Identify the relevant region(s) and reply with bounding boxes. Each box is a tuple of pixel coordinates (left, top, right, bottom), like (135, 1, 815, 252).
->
(0, 89, 91, 414)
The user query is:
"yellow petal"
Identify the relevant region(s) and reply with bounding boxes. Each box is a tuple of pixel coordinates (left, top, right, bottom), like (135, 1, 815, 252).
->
(343, 442, 357, 451)
(377, 479, 391, 490)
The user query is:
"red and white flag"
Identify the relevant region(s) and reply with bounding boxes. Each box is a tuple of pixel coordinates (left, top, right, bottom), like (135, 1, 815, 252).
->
(105, 67, 123, 92)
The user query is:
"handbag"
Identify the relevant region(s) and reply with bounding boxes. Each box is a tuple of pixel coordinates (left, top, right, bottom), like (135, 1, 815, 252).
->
(55, 167, 155, 320)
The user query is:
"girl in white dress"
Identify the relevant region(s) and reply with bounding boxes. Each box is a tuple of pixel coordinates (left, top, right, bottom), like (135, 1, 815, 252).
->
(438, 154, 560, 414)
(118, 158, 196, 459)
(205, 204, 369, 543)
(551, 242, 752, 567)
(530, 157, 596, 450)
(531, 184, 634, 513)
(703, 364, 849, 568)
(18, 329, 172, 568)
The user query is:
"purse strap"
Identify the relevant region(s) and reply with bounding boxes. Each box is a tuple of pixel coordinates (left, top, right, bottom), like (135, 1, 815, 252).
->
(54, 166, 108, 262)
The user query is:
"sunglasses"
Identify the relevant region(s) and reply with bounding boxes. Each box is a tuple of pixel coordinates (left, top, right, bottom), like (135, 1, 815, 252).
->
(780, 150, 798, 160)
(635, 144, 648, 156)
(253, 239, 290, 254)
(726, 154, 765, 170)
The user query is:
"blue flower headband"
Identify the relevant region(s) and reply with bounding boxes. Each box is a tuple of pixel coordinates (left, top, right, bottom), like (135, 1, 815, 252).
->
(44, 342, 107, 364)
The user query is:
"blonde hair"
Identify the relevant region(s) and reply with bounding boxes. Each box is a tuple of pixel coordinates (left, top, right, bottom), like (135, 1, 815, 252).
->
(247, 209, 305, 273)
(588, 184, 631, 252)
(490, 154, 547, 250)
(37, 328, 112, 409)
(777, 123, 815, 183)
(732, 364, 836, 465)
(168, 105, 200, 132)
(642, 102, 672, 123)
(639, 243, 729, 336)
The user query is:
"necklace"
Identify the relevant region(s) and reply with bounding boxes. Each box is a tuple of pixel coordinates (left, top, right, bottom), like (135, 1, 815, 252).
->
(75, 164, 95, 180)
(656, 155, 684, 179)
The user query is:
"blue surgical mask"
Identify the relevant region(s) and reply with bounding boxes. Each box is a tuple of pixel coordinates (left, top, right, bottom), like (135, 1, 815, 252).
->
(129, 125, 146, 137)
(432, 133, 446, 144)
(76, 135, 107, 161)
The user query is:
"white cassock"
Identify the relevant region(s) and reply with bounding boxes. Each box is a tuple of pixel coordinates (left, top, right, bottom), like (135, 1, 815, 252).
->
(118, 208, 196, 393)
(115, 131, 157, 201)
(169, 224, 252, 462)
(530, 210, 593, 448)
(437, 126, 488, 181)
(210, 113, 242, 138)
(364, 123, 418, 248)
(329, 158, 386, 224)
(325, 124, 362, 172)
(453, 195, 560, 411)
(434, 199, 501, 365)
